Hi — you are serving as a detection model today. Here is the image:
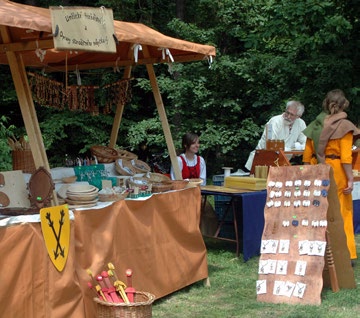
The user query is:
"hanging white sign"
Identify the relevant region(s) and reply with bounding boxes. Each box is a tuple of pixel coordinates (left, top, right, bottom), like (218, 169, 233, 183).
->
(50, 6, 116, 53)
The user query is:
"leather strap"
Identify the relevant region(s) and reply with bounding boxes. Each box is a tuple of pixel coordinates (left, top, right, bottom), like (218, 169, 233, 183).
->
(325, 154, 340, 159)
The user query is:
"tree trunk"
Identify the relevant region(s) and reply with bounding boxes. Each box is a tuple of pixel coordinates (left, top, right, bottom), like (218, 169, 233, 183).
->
(176, 0, 185, 20)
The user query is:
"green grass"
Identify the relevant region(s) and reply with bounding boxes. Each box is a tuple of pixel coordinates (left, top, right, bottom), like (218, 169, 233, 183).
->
(152, 235, 360, 318)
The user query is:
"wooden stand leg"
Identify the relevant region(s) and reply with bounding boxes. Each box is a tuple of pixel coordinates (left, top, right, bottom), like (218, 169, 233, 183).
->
(231, 199, 240, 257)
(203, 277, 211, 287)
(214, 198, 232, 238)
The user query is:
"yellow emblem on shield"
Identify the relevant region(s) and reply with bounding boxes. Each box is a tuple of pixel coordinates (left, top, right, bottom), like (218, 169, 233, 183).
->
(40, 204, 70, 272)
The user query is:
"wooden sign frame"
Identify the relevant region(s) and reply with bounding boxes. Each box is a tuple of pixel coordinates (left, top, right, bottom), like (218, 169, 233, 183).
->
(50, 6, 116, 53)
(256, 164, 355, 306)
(250, 150, 291, 175)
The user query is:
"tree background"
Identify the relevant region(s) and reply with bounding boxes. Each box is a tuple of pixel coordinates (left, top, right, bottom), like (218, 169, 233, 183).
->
(0, 0, 359, 178)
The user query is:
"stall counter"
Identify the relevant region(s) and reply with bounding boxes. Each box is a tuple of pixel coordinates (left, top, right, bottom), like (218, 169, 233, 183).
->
(0, 187, 207, 317)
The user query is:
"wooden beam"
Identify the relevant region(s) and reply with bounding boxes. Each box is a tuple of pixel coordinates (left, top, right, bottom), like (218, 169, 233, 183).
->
(142, 45, 182, 180)
(0, 39, 54, 53)
(35, 55, 206, 73)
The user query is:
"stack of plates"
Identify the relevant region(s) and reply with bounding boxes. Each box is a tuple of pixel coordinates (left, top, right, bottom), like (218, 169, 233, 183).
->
(65, 184, 99, 208)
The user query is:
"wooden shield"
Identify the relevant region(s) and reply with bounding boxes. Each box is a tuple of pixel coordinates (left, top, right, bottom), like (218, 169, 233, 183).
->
(40, 204, 70, 272)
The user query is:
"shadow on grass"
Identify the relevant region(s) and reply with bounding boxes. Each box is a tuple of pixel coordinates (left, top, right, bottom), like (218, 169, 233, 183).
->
(204, 236, 238, 253)
(154, 237, 237, 306)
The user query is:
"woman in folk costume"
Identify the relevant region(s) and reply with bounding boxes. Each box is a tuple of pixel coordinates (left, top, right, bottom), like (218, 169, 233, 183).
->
(303, 89, 360, 262)
(170, 132, 206, 185)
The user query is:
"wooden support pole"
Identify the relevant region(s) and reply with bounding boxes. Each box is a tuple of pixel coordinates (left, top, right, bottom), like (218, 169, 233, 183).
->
(1, 26, 48, 168)
(142, 45, 182, 180)
(0, 25, 58, 205)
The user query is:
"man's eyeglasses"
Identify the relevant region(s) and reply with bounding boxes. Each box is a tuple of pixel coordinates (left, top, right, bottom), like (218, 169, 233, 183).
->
(285, 110, 298, 118)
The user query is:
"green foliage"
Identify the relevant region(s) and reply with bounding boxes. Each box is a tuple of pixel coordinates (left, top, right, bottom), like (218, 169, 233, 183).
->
(163, 0, 360, 173)
(94, 0, 176, 31)
(0, 116, 17, 171)
(2, 0, 360, 176)
(127, 117, 166, 152)
(36, 108, 115, 167)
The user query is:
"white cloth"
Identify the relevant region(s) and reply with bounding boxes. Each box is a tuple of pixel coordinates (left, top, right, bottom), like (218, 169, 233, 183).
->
(245, 114, 307, 170)
(0, 211, 75, 227)
(170, 154, 207, 185)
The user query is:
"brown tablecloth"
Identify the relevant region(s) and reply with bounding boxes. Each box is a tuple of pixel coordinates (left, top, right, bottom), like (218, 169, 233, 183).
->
(0, 187, 208, 317)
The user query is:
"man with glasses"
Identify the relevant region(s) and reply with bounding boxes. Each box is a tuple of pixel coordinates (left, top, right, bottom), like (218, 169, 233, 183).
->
(245, 100, 306, 171)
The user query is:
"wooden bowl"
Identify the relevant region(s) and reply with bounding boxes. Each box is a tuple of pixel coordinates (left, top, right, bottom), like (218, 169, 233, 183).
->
(98, 191, 129, 202)
(62, 176, 77, 183)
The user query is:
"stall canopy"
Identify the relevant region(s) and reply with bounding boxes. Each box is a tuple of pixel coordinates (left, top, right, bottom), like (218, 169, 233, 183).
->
(0, 0, 216, 182)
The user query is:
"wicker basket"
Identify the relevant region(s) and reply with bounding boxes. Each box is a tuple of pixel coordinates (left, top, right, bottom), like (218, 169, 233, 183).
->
(116, 149, 138, 160)
(115, 159, 137, 176)
(131, 159, 151, 174)
(146, 173, 171, 183)
(94, 291, 155, 318)
(151, 182, 173, 193)
(90, 145, 119, 163)
(12, 150, 36, 173)
(127, 177, 150, 189)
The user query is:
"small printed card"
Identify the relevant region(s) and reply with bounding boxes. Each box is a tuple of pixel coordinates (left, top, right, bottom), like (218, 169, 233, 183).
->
(275, 260, 288, 275)
(256, 280, 267, 294)
(294, 261, 307, 276)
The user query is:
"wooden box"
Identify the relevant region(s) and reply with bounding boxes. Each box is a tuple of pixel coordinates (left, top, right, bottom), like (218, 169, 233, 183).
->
(224, 176, 267, 190)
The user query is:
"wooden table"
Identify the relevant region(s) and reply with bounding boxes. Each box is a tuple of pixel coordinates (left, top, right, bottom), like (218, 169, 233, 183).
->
(201, 185, 267, 261)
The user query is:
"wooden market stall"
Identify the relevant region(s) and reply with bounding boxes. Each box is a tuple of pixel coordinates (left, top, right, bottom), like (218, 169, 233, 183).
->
(0, 1, 216, 317)
(0, 0, 216, 180)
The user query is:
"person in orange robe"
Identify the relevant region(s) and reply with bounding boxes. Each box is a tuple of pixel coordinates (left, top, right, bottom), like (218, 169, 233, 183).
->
(303, 89, 360, 264)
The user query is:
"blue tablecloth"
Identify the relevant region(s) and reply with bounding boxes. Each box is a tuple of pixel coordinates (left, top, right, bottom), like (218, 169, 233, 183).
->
(240, 191, 267, 261)
(352, 181, 360, 234)
(353, 200, 360, 234)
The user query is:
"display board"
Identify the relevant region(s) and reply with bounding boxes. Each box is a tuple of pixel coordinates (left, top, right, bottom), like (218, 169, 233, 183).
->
(50, 6, 116, 53)
(256, 164, 354, 305)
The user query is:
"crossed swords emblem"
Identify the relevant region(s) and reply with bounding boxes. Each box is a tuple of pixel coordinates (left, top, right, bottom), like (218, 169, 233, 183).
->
(45, 209, 65, 259)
